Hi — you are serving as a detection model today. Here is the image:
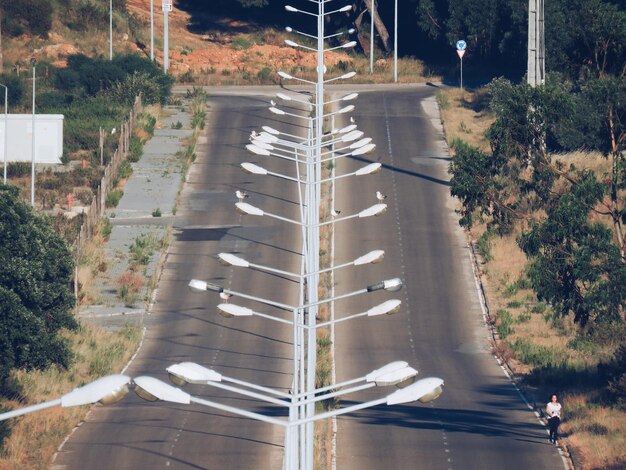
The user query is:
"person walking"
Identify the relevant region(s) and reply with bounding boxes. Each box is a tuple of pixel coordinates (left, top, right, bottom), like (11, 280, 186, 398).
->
(546, 393, 562, 444)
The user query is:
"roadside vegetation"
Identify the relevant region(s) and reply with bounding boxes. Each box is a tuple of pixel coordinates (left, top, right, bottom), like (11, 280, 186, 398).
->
(440, 6, 626, 462)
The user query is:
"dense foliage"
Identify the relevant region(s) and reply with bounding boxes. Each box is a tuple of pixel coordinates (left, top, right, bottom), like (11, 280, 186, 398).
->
(448, 0, 626, 331)
(0, 185, 77, 385)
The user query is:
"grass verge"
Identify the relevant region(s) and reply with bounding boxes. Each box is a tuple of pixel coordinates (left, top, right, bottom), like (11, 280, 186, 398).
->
(440, 86, 626, 469)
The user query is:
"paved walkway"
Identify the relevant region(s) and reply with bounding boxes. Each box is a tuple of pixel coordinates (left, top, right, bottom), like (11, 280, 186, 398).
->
(79, 94, 196, 329)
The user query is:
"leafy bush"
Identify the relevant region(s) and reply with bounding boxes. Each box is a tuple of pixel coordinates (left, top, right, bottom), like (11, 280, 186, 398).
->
(510, 338, 565, 368)
(0, 74, 25, 105)
(151, 208, 162, 217)
(105, 189, 124, 208)
(116, 271, 144, 307)
(496, 309, 514, 339)
(171, 121, 183, 129)
(3, 0, 53, 37)
(127, 136, 143, 162)
(117, 160, 133, 180)
(0, 186, 76, 384)
(231, 36, 253, 50)
(7, 162, 31, 178)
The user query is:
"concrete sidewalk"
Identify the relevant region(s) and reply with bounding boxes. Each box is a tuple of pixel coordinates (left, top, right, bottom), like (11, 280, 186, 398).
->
(79, 94, 196, 329)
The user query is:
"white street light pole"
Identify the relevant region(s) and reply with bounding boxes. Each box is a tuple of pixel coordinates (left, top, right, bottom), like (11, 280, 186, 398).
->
(394, 0, 398, 82)
(109, 0, 113, 60)
(370, 0, 375, 74)
(150, 0, 154, 61)
(30, 58, 36, 207)
(0, 83, 7, 184)
(163, 0, 170, 72)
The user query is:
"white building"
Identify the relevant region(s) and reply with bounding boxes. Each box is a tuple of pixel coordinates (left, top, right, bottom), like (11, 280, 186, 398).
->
(0, 114, 64, 164)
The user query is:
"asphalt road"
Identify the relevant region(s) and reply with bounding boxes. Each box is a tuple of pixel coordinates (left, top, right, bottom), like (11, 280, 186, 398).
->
(331, 87, 566, 470)
(52, 85, 567, 470)
(54, 91, 306, 469)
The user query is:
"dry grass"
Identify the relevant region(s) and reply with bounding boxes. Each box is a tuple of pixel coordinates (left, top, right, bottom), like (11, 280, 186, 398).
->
(439, 87, 494, 152)
(444, 89, 626, 469)
(0, 323, 141, 469)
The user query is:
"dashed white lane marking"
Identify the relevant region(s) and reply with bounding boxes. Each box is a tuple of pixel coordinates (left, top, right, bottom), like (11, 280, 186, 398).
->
(383, 95, 453, 469)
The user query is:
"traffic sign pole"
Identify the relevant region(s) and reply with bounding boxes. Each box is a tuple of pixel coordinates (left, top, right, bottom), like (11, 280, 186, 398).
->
(456, 40, 467, 91)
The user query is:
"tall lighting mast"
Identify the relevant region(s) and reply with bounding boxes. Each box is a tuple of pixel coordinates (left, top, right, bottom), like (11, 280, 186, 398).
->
(527, 0, 545, 86)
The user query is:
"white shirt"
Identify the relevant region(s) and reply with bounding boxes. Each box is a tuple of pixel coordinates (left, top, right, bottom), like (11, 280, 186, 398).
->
(546, 402, 561, 419)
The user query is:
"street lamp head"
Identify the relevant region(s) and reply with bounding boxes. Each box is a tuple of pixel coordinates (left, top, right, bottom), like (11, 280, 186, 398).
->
(166, 362, 222, 385)
(188, 279, 208, 292)
(349, 137, 373, 149)
(373, 366, 418, 387)
(338, 5, 352, 12)
(236, 202, 264, 216)
(341, 92, 359, 101)
(337, 124, 357, 134)
(341, 130, 364, 142)
(276, 92, 292, 101)
(383, 278, 403, 292)
(60, 374, 132, 407)
(385, 377, 444, 405)
(339, 71, 357, 80)
(366, 277, 402, 292)
(284, 39, 299, 48)
(367, 299, 402, 316)
(285, 5, 298, 12)
(262, 126, 280, 135)
(278, 71, 293, 80)
(355, 162, 382, 176)
(250, 139, 274, 151)
(134, 376, 191, 404)
(351, 143, 376, 156)
(338, 105, 355, 114)
(246, 144, 271, 156)
(353, 250, 385, 265)
(218, 253, 250, 267)
(254, 132, 278, 144)
(269, 106, 285, 116)
(348, 28, 356, 34)
(241, 162, 268, 175)
(358, 203, 387, 218)
(342, 41, 358, 49)
(285, 26, 293, 32)
(218, 303, 255, 318)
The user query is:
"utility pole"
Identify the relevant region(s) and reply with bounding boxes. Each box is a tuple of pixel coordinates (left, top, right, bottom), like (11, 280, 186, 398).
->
(150, 0, 154, 61)
(527, 0, 545, 87)
(109, 0, 113, 60)
(163, 0, 171, 72)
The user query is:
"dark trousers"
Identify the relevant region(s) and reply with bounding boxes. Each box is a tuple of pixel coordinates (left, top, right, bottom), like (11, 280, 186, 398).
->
(548, 417, 560, 442)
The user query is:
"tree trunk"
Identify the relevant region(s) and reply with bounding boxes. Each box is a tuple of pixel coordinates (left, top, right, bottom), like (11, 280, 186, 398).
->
(353, 8, 369, 52)
(0, 9, 3, 75)
(362, 0, 391, 53)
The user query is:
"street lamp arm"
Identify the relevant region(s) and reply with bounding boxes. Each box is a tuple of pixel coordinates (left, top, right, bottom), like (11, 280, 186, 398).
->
(190, 396, 287, 427)
(196, 379, 291, 407)
(0, 399, 62, 421)
(290, 397, 387, 427)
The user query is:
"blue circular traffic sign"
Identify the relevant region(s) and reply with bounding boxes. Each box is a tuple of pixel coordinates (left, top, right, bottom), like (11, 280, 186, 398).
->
(456, 40, 467, 51)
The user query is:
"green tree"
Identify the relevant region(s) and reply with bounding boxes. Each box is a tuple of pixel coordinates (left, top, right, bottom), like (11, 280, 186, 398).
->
(519, 174, 626, 327)
(0, 185, 76, 385)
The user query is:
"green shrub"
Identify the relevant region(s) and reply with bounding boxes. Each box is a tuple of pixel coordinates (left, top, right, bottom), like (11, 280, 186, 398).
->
(151, 208, 162, 217)
(436, 90, 449, 110)
(171, 121, 183, 129)
(510, 338, 565, 367)
(7, 162, 31, 178)
(127, 136, 143, 162)
(105, 189, 124, 208)
(101, 217, 113, 240)
(4, 0, 53, 37)
(516, 311, 532, 323)
(257, 67, 272, 80)
(506, 300, 522, 308)
(496, 309, 514, 339)
(191, 111, 206, 129)
(231, 36, 253, 50)
(117, 160, 133, 180)
(477, 229, 493, 262)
